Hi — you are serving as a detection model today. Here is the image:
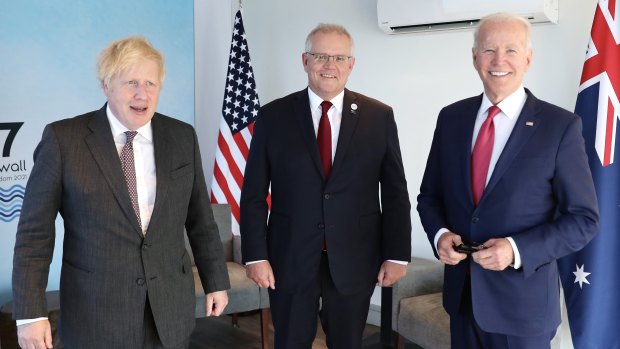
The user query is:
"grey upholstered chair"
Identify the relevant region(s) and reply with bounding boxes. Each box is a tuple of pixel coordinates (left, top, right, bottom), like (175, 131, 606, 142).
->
(186, 204, 270, 349)
(391, 257, 449, 349)
(391, 257, 563, 349)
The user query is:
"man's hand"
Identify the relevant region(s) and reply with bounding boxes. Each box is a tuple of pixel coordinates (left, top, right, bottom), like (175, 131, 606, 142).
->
(245, 261, 275, 289)
(205, 290, 228, 317)
(17, 320, 53, 349)
(377, 261, 407, 287)
(471, 238, 514, 271)
(438, 231, 468, 265)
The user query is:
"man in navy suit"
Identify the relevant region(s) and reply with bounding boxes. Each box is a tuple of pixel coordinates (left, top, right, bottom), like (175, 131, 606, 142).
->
(241, 24, 411, 348)
(417, 12, 599, 349)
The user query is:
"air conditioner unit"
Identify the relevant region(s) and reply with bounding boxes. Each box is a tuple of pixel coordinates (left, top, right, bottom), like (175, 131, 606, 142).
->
(377, 0, 558, 34)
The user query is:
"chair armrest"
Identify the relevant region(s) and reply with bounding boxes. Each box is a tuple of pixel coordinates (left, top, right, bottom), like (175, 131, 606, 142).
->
(391, 257, 444, 328)
(233, 235, 242, 264)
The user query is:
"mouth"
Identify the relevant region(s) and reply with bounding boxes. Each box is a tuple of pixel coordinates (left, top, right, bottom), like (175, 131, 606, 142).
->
(489, 71, 509, 77)
(320, 73, 336, 79)
(130, 106, 148, 113)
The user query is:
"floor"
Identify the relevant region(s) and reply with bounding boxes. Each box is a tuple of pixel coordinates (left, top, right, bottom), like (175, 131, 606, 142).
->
(188, 311, 417, 349)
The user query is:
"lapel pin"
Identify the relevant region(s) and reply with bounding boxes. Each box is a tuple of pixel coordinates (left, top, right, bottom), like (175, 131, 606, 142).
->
(526, 121, 534, 126)
(350, 103, 358, 114)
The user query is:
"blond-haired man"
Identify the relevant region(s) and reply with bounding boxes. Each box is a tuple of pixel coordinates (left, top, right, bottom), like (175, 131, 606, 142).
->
(13, 36, 230, 349)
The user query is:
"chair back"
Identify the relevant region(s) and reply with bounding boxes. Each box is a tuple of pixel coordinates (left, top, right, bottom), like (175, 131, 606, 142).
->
(185, 203, 233, 263)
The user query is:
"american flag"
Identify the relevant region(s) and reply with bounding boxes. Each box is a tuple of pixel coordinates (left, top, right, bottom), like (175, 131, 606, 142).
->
(558, 1, 620, 347)
(210, 10, 260, 234)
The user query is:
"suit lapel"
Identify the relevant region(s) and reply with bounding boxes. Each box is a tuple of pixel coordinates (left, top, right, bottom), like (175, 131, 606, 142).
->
(480, 90, 542, 204)
(147, 115, 171, 234)
(293, 89, 326, 179)
(331, 89, 359, 178)
(85, 105, 143, 237)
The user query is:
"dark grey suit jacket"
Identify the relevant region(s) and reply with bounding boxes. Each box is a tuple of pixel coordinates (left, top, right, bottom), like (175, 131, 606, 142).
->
(12, 105, 230, 348)
(241, 88, 412, 295)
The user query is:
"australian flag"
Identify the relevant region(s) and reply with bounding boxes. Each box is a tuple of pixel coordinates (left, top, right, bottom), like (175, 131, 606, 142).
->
(557, 1, 620, 347)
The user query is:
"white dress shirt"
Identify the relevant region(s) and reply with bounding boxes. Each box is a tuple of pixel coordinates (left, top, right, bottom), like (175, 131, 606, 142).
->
(107, 105, 157, 233)
(434, 86, 527, 269)
(308, 88, 343, 163)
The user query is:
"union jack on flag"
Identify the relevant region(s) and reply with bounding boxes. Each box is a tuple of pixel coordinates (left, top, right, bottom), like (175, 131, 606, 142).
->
(558, 1, 620, 347)
(210, 10, 260, 234)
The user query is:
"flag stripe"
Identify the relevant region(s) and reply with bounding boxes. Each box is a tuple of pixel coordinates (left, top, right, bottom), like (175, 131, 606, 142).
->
(604, 97, 614, 165)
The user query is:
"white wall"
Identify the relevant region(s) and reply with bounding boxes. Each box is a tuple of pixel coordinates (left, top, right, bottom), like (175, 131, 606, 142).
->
(196, 0, 598, 260)
(194, 1, 598, 347)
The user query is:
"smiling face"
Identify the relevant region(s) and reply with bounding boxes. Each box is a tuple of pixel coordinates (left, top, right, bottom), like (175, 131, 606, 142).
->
(102, 59, 161, 130)
(473, 19, 532, 104)
(303, 31, 355, 101)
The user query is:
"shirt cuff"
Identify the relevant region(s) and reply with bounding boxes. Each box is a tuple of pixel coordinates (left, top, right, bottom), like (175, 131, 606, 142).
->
(386, 259, 408, 265)
(433, 228, 450, 251)
(246, 260, 267, 265)
(16, 317, 48, 326)
(505, 237, 522, 269)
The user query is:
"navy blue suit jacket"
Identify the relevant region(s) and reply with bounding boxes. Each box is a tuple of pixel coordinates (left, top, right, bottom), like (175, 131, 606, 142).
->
(240, 88, 411, 295)
(417, 90, 599, 336)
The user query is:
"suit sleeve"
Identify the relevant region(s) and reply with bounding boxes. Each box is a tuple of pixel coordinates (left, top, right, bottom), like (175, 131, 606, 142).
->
(12, 125, 62, 319)
(417, 110, 449, 258)
(185, 128, 230, 293)
(380, 109, 412, 261)
(239, 112, 271, 264)
(513, 116, 599, 278)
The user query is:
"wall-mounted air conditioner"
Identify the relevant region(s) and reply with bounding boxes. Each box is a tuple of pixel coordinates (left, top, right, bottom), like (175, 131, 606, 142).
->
(377, 0, 558, 34)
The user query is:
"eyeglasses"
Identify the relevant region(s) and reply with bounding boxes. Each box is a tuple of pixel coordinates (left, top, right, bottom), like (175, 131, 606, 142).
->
(121, 80, 159, 92)
(305, 52, 352, 64)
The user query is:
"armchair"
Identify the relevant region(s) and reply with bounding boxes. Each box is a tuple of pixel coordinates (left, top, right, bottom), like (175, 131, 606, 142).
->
(391, 257, 448, 349)
(186, 204, 270, 349)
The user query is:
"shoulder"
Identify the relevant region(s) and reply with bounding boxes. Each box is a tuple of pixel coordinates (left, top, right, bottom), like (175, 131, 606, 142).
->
(260, 89, 306, 112)
(152, 112, 196, 134)
(346, 89, 391, 112)
(525, 90, 579, 126)
(440, 95, 482, 115)
(47, 108, 102, 135)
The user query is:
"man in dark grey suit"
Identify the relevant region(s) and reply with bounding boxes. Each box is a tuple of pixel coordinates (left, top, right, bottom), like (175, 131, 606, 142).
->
(12, 36, 230, 349)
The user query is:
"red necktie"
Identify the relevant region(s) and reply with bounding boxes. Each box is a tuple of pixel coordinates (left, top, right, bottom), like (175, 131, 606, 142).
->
(318, 101, 333, 178)
(471, 105, 501, 206)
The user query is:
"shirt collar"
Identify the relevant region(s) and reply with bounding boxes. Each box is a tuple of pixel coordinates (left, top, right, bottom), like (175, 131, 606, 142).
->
(106, 104, 153, 142)
(308, 88, 345, 114)
(480, 86, 527, 120)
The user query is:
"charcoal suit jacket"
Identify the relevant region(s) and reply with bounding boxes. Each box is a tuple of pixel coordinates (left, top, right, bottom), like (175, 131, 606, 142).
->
(13, 105, 230, 348)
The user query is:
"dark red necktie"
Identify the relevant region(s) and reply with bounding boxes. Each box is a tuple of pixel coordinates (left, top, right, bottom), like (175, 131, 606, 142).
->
(471, 105, 501, 206)
(318, 101, 333, 178)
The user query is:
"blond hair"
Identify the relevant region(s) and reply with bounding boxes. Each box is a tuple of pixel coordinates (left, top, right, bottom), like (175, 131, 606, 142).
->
(97, 36, 165, 88)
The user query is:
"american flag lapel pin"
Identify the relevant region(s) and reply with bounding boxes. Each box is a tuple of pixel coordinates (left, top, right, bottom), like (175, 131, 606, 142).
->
(526, 121, 534, 126)
(350, 103, 358, 114)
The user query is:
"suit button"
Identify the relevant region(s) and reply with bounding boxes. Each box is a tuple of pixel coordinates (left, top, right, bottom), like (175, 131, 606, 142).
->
(136, 278, 145, 286)
(142, 244, 149, 250)
(471, 217, 479, 223)
(318, 223, 325, 229)
(324, 194, 331, 200)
